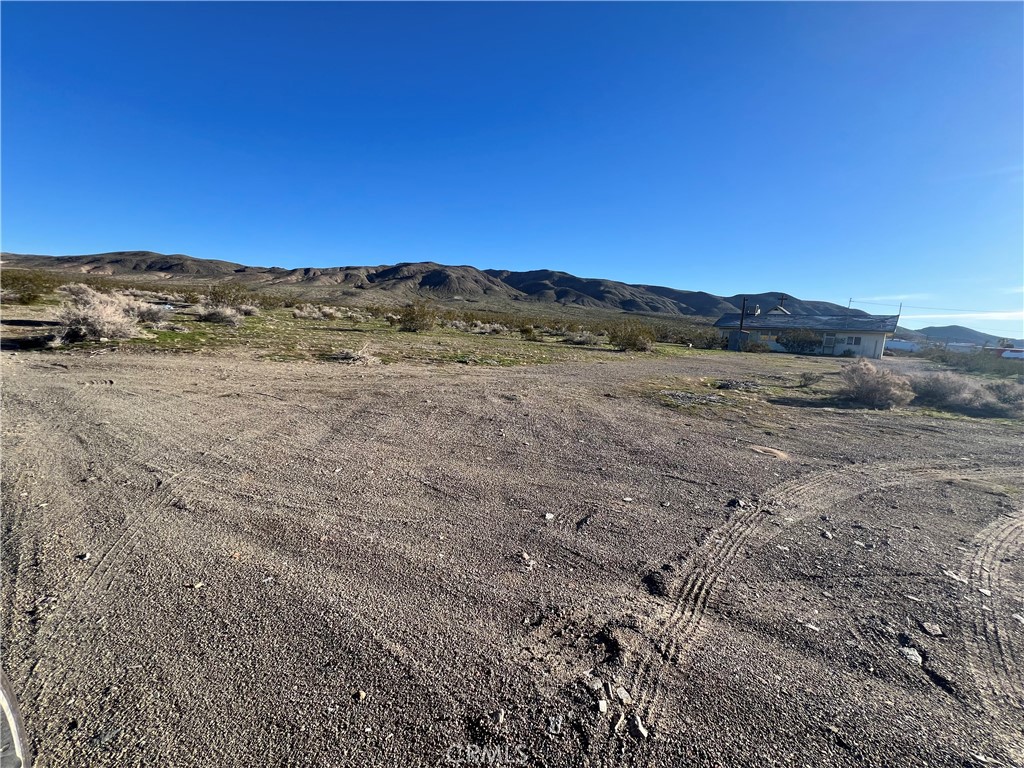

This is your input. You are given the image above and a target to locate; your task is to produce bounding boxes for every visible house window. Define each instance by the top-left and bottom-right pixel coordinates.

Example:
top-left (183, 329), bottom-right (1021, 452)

top-left (846, 336), bottom-right (862, 345)
top-left (854, 336), bottom-right (861, 345)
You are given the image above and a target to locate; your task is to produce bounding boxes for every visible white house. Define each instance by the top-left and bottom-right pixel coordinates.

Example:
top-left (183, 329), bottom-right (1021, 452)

top-left (713, 313), bottom-right (900, 359)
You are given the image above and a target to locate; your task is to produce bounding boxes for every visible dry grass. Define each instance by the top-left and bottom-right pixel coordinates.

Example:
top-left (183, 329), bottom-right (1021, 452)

top-left (839, 359), bottom-right (914, 409)
top-left (55, 287), bottom-right (140, 342)
top-left (911, 372), bottom-right (1024, 417)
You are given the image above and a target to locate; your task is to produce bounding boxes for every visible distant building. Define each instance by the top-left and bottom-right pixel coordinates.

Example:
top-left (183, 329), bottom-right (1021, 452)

top-left (713, 313), bottom-right (900, 359)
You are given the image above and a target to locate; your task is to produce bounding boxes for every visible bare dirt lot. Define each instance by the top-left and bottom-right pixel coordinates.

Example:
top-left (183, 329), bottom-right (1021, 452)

top-left (2, 348), bottom-right (1022, 767)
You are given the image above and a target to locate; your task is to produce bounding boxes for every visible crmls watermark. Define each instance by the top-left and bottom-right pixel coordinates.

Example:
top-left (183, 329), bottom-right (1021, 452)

top-left (444, 744), bottom-right (528, 765)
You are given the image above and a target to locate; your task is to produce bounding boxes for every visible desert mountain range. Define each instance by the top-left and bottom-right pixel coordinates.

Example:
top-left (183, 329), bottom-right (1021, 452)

top-left (2, 251), bottom-right (865, 319)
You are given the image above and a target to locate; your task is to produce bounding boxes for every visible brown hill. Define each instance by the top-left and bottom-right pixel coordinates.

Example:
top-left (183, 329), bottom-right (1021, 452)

top-left (1, 251), bottom-right (862, 318)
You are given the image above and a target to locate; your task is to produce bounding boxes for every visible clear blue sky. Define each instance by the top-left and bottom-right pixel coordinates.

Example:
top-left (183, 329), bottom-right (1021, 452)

top-left (3, 2), bottom-right (1022, 336)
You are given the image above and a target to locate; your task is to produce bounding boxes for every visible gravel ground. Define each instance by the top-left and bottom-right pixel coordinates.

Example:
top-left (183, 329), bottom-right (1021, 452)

top-left (1, 349), bottom-right (1021, 767)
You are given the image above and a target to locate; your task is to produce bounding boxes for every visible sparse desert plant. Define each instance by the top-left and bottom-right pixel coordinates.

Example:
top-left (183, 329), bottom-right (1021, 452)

top-left (777, 329), bottom-right (823, 354)
top-left (797, 372), bottom-right (825, 388)
top-left (196, 304), bottom-right (242, 326)
top-left (397, 302), bottom-right (435, 332)
top-left (910, 372), bottom-right (1022, 417)
top-left (839, 359), bottom-right (914, 409)
top-left (120, 298), bottom-right (170, 323)
top-left (741, 340), bottom-right (771, 353)
top-left (564, 331), bottom-right (599, 346)
top-left (56, 291), bottom-right (139, 342)
top-left (520, 325), bottom-right (539, 341)
top-left (235, 304), bottom-right (260, 316)
top-left (608, 320), bottom-right (656, 352)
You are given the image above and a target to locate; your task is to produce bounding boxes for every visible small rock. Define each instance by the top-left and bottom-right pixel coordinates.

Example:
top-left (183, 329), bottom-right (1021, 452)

top-left (821, 531), bottom-right (834, 540)
top-left (544, 513), bottom-right (555, 521)
top-left (493, 709), bottom-right (505, 725)
top-left (584, 677), bottom-right (603, 692)
top-left (922, 622), bottom-right (943, 637)
top-left (355, 690), bottom-right (367, 702)
top-left (978, 588), bottom-right (992, 597)
top-left (613, 713), bottom-right (626, 733)
top-left (622, 497), bottom-right (634, 503)
top-left (727, 498), bottom-right (746, 508)
top-left (597, 699), bottom-right (608, 714)
top-left (1012, 614), bottom-right (1024, 626)
top-left (661, 501), bottom-right (671, 508)
top-left (942, 570), bottom-right (968, 585)
top-left (804, 623), bottom-right (821, 632)
top-left (899, 647), bottom-right (923, 666)
top-left (75, 553), bottom-right (91, 561)
top-left (615, 686), bottom-right (633, 705)
top-left (631, 714), bottom-right (649, 739)
top-left (905, 595), bottom-right (923, 603)
top-left (853, 540), bottom-right (866, 548)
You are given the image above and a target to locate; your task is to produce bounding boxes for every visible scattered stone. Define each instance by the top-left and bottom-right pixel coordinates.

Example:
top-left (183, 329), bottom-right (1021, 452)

top-left (355, 690), bottom-right (367, 702)
top-left (613, 713), bottom-right (626, 733)
top-left (978, 588), bottom-right (992, 597)
top-left (584, 676), bottom-right (603, 692)
top-left (598, 699), bottom-right (608, 714)
top-left (492, 709), bottom-right (505, 725)
top-left (899, 647), bottom-right (923, 666)
top-left (75, 552), bottom-right (91, 561)
top-left (943, 570), bottom-right (969, 584)
top-left (662, 501), bottom-right (671, 507)
top-left (853, 540), bottom-right (866, 548)
top-left (1013, 614), bottom-right (1024, 626)
top-left (821, 531), bottom-right (834, 540)
top-left (615, 686), bottom-right (633, 706)
top-left (544, 513), bottom-right (555, 522)
top-left (804, 623), bottom-right (821, 632)
top-left (922, 622), bottom-right (943, 637)
top-left (630, 714), bottom-right (649, 739)
top-left (186, 581), bottom-right (204, 589)
top-left (727, 498), bottom-right (746, 508)
top-left (775, 545), bottom-right (790, 552)
top-left (905, 595), bottom-right (923, 603)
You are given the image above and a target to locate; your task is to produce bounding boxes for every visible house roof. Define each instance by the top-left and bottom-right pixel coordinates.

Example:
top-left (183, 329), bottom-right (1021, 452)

top-left (713, 313), bottom-right (900, 333)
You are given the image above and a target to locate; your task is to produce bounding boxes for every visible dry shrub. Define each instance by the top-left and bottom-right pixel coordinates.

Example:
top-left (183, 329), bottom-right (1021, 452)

top-left (196, 304), bottom-right (242, 326)
top-left (911, 373), bottom-right (1023, 417)
top-left (798, 372), bottom-right (825, 388)
top-left (235, 304), bottom-right (260, 317)
top-left (56, 289), bottom-right (139, 341)
top-left (564, 331), bottom-right (599, 346)
top-left (839, 359), bottom-right (914, 409)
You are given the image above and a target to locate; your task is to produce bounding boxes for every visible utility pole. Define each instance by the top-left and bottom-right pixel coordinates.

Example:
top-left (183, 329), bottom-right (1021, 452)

top-left (739, 297), bottom-right (747, 332)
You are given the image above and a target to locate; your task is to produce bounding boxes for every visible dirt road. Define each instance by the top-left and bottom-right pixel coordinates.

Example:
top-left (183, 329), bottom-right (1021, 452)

top-left (2, 350), bottom-right (1021, 767)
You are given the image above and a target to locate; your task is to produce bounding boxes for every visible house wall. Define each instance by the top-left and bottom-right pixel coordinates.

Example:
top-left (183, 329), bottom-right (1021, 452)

top-left (741, 330), bottom-right (889, 359)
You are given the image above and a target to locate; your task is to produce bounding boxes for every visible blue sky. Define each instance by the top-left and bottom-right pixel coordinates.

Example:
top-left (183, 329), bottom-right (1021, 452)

top-left (3, 2), bottom-right (1022, 336)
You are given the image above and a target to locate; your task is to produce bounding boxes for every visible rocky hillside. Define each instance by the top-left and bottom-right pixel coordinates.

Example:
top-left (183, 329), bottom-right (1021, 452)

top-left (1, 251), bottom-right (863, 319)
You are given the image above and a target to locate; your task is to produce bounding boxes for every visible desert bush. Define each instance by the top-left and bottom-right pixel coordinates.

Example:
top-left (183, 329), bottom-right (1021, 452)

top-left (56, 291), bottom-right (139, 342)
top-left (741, 340), bottom-right (771, 353)
top-left (839, 359), bottom-right (914, 409)
top-left (235, 304), bottom-right (260, 317)
top-left (196, 304), bottom-right (242, 326)
top-left (910, 373), bottom-right (1023, 417)
top-left (608, 320), bottom-right (656, 352)
top-left (985, 379), bottom-right (1024, 407)
top-left (120, 298), bottom-right (170, 323)
top-left (520, 325), bottom-right (539, 341)
top-left (777, 329), bottom-right (823, 354)
top-left (397, 302), bottom-right (435, 332)
top-left (0, 269), bottom-right (65, 304)
top-left (797, 372), bottom-right (825, 388)
top-left (564, 331), bottom-right (600, 346)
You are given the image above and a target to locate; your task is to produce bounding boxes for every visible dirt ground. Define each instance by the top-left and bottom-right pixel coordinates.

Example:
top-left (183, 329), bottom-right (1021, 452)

top-left (1, 347), bottom-right (1022, 767)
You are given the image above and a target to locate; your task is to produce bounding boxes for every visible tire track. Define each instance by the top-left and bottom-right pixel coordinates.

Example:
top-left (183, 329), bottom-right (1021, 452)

top-left (963, 508), bottom-right (1024, 760)
top-left (626, 460), bottom-right (1021, 752)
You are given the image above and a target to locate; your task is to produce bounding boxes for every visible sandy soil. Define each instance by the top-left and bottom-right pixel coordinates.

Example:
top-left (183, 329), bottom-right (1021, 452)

top-left (1, 349), bottom-right (1022, 767)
